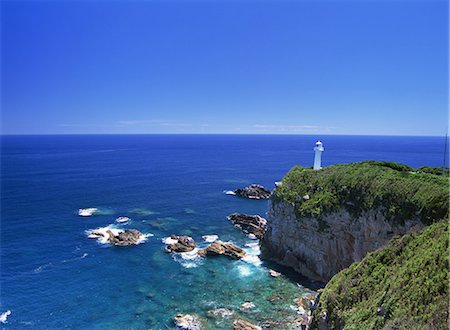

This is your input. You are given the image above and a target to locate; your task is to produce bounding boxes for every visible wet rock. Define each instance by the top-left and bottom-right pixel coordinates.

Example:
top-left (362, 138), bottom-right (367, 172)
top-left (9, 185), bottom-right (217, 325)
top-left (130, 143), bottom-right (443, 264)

top-left (98, 229), bottom-right (145, 246)
top-left (165, 236), bottom-right (196, 253)
top-left (269, 269), bottom-right (282, 277)
top-left (207, 308), bottom-right (234, 318)
top-left (294, 297), bottom-right (310, 310)
top-left (234, 184), bottom-right (271, 200)
top-left (240, 301), bottom-right (255, 311)
top-left (228, 213), bottom-right (267, 239)
top-left (198, 241), bottom-right (246, 259)
top-left (173, 313), bottom-right (202, 330)
top-left (232, 319), bottom-right (262, 330)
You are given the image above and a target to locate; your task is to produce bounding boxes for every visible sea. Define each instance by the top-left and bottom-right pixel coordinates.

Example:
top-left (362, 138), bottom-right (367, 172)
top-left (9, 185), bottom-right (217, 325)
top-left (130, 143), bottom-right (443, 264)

top-left (0, 134), bottom-right (446, 329)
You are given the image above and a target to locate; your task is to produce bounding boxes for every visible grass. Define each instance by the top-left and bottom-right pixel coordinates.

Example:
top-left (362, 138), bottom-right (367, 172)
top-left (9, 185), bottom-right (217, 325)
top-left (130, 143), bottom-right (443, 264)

top-left (274, 161), bottom-right (449, 225)
top-left (311, 220), bottom-right (449, 330)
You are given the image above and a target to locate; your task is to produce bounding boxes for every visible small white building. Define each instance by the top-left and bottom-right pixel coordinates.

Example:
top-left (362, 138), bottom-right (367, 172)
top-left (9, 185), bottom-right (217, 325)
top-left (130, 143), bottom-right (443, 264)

top-left (313, 141), bottom-right (324, 170)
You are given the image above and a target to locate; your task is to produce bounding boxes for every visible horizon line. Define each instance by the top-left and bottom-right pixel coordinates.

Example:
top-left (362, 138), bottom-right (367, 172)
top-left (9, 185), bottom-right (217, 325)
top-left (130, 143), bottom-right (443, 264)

top-left (0, 133), bottom-right (447, 138)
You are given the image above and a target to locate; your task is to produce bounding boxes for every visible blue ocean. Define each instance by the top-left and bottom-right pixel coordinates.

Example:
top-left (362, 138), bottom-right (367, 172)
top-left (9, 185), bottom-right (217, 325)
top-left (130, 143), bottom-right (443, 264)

top-left (0, 135), bottom-right (446, 329)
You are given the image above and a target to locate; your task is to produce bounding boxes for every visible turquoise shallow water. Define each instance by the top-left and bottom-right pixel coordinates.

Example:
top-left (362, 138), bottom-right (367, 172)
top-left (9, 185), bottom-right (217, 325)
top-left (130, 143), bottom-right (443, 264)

top-left (1, 134), bottom-right (446, 329)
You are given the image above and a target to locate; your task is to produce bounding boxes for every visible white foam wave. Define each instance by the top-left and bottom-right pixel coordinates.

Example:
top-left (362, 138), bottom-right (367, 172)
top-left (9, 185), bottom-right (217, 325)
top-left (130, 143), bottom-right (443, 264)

top-left (180, 261), bottom-right (200, 268)
top-left (115, 216), bottom-right (130, 223)
top-left (0, 310), bottom-right (11, 324)
top-left (237, 264), bottom-right (253, 277)
top-left (242, 254), bottom-right (262, 266)
top-left (162, 237), bottom-right (178, 245)
top-left (86, 225), bottom-right (122, 244)
top-left (137, 233), bottom-right (153, 244)
top-left (242, 241), bottom-right (262, 265)
top-left (179, 248), bottom-right (200, 260)
top-left (170, 248), bottom-right (204, 268)
top-left (78, 208), bottom-right (98, 217)
top-left (62, 253), bottom-right (89, 263)
top-left (202, 235), bottom-right (218, 243)
top-left (224, 190), bottom-right (236, 195)
top-left (34, 263), bottom-right (53, 274)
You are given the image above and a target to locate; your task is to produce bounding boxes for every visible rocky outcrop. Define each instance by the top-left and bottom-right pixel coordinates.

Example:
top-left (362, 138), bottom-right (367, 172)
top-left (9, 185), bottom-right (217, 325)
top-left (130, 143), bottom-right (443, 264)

top-left (232, 319), bottom-right (262, 330)
top-left (198, 241), bottom-right (246, 259)
top-left (261, 200), bottom-right (424, 282)
top-left (228, 213), bottom-right (267, 239)
top-left (107, 229), bottom-right (145, 246)
top-left (234, 184), bottom-right (271, 200)
top-left (165, 236), bottom-right (196, 253)
top-left (89, 228), bottom-right (146, 246)
top-left (173, 314), bottom-right (202, 330)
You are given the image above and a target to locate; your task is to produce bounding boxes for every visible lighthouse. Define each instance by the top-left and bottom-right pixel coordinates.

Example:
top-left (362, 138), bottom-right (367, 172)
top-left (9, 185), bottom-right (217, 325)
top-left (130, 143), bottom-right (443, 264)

top-left (313, 141), bottom-right (324, 170)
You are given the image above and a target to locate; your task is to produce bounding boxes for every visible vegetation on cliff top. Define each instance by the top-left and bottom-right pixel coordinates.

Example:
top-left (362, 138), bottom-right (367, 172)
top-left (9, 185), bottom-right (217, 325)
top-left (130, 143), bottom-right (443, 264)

top-left (311, 220), bottom-right (449, 330)
top-left (274, 161), bottom-right (449, 225)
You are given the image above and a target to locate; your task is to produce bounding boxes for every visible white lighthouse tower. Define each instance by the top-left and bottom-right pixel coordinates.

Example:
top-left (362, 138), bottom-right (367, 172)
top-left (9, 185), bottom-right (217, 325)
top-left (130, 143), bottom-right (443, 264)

top-left (313, 141), bottom-right (324, 170)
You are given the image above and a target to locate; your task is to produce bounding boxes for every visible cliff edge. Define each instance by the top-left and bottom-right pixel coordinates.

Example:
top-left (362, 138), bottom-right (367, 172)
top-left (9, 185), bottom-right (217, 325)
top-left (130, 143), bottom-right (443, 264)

top-left (312, 220), bottom-right (448, 329)
top-left (261, 161), bottom-right (449, 282)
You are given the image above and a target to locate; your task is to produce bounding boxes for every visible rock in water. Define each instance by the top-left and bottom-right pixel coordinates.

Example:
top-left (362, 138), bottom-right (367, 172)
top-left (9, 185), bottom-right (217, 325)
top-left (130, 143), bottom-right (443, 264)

top-left (232, 319), bottom-right (262, 330)
top-left (234, 184), bottom-right (271, 200)
top-left (207, 308), bottom-right (234, 318)
top-left (240, 302), bottom-right (256, 310)
top-left (173, 314), bottom-right (202, 330)
top-left (107, 229), bottom-right (144, 246)
top-left (228, 213), bottom-right (267, 239)
top-left (198, 241), bottom-right (246, 259)
top-left (165, 235), bottom-right (196, 253)
top-left (269, 269), bottom-right (282, 277)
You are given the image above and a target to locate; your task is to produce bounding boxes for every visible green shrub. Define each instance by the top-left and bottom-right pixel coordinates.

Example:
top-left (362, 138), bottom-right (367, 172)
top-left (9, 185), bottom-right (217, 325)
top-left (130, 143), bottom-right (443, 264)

top-left (274, 161), bottom-right (449, 225)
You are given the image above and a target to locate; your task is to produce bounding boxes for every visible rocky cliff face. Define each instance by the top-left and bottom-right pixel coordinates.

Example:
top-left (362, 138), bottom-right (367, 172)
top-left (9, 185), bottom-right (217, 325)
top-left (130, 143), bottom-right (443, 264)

top-left (261, 200), bottom-right (424, 282)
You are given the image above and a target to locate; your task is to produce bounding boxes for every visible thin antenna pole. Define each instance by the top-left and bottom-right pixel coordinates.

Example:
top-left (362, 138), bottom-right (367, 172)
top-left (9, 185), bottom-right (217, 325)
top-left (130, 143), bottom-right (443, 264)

top-left (443, 132), bottom-right (448, 176)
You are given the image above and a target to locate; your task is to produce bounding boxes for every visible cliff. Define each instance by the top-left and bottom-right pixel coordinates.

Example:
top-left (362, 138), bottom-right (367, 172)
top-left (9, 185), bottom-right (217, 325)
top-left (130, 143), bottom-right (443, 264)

top-left (311, 220), bottom-right (449, 329)
top-left (261, 161), bottom-right (449, 282)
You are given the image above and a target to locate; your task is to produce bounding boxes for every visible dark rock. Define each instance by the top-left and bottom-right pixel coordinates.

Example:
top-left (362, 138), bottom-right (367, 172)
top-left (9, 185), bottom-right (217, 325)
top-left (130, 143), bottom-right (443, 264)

top-left (166, 235), bottom-right (196, 253)
top-left (234, 184), bottom-right (271, 200)
top-left (228, 213), bottom-right (267, 239)
top-left (106, 229), bottom-right (144, 246)
top-left (198, 241), bottom-right (246, 259)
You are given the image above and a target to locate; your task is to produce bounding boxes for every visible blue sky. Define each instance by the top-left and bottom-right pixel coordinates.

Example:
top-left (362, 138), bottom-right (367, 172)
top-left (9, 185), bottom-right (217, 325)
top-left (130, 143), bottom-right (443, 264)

top-left (1, 0), bottom-right (448, 135)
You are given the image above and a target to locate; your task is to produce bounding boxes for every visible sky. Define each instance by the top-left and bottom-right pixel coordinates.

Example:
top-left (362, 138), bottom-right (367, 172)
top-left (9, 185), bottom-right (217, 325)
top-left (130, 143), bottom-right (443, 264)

top-left (1, 0), bottom-right (448, 136)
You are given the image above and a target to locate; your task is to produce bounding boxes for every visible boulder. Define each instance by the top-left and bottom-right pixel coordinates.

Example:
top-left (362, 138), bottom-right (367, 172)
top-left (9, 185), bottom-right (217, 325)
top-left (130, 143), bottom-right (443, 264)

top-left (165, 236), bottom-right (196, 253)
top-left (232, 319), bottom-right (262, 330)
top-left (198, 241), bottom-right (246, 259)
top-left (269, 269), bottom-right (282, 277)
top-left (228, 213), bottom-right (267, 239)
top-left (240, 302), bottom-right (255, 310)
top-left (106, 229), bottom-right (144, 246)
top-left (234, 184), bottom-right (271, 200)
top-left (173, 314), bottom-right (202, 330)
